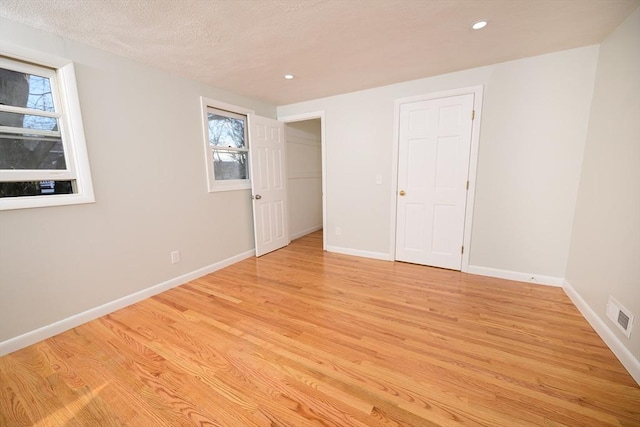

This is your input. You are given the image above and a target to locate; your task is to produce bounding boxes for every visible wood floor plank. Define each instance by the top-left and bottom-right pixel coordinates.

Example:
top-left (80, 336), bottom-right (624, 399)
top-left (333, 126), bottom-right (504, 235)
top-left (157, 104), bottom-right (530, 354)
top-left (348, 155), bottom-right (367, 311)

top-left (1, 231), bottom-right (638, 426)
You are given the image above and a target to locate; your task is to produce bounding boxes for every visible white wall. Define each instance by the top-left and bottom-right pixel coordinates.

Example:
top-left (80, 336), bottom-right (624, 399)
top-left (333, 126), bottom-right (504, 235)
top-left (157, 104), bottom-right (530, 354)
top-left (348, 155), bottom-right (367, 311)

top-left (0, 18), bottom-right (276, 344)
top-left (565, 9), bottom-right (640, 371)
top-left (286, 120), bottom-right (323, 239)
top-left (278, 46), bottom-right (599, 280)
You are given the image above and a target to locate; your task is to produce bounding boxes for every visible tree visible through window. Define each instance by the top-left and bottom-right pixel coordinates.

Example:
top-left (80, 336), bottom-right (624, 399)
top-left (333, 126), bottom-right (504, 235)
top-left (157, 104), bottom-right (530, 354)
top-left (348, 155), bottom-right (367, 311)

top-left (0, 64), bottom-right (74, 197)
top-left (0, 54), bottom-right (94, 210)
top-left (207, 108), bottom-right (248, 181)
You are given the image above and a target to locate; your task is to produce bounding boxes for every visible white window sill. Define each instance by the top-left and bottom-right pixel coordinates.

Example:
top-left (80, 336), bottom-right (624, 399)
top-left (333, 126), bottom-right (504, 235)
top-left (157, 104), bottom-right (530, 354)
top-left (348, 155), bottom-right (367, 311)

top-left (0, 193), bottom-right (96, 211)
top-left (208, 181), bottom-right (251, 193)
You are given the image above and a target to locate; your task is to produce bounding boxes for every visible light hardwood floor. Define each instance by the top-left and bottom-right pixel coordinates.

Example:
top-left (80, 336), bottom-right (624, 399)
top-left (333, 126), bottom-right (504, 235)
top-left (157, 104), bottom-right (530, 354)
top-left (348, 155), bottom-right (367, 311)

top-left (1, 231), bottom-right (638, 426)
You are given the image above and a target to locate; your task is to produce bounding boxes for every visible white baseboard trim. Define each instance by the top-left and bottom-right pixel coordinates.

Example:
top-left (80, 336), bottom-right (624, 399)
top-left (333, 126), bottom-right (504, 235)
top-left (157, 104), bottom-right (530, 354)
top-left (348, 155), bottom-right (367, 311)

top-left (466, 265), bottom-right (564, 287)
top-left (0, 249), bottom-right (255, 357)
top-left (562, 280), bottom-right (640, 385)
top-left (290, 225), bottom-right (323, 241)
top-left (325, 245), bottom-right (392, 261)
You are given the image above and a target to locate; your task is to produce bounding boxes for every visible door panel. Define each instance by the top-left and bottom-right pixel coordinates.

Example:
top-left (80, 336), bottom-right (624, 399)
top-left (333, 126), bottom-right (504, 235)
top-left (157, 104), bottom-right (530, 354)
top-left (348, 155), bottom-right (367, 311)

top-left (395, 94), bottom-right (474, 270)
top-left (250, 115), bottom-right (289, 257)
top-left (270, 149), bottom-right (284, 189)
top-left (404, 204), bottom-right (425, 251)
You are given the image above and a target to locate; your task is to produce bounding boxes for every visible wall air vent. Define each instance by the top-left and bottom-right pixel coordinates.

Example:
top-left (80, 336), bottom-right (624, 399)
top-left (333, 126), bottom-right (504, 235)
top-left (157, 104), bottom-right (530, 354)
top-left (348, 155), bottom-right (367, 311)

top-left (606, 296), bottom-right (634, 338)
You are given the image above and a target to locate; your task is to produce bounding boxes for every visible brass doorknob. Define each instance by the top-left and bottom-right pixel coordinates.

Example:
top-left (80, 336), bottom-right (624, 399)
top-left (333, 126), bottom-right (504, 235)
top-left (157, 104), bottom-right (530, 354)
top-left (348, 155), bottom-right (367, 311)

top-left (399, 190), bottom-right (406, 196)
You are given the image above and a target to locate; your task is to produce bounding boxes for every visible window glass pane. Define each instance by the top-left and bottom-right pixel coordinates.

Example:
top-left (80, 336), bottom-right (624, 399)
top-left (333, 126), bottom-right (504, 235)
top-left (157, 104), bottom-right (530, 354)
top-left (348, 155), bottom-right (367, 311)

top-left (213, 150), bottom-right (248, 180)
top-left (208, 113), bottom-right (246, 148)
top-left (0, 111), bottom-right (59, 131)
top-left (0, 132), bottom-right (66, 170)
top-left (0, 180), bottom-right (73, 197)
top-left (0, 68), bottom-right (55, 112)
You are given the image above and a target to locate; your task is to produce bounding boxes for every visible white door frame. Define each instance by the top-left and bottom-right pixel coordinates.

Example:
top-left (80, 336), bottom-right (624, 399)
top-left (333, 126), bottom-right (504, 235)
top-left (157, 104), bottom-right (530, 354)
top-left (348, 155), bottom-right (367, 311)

top-left (277, 111), bottom-right (327, 251)
top-left (390, 86), bottom-right (483, 272)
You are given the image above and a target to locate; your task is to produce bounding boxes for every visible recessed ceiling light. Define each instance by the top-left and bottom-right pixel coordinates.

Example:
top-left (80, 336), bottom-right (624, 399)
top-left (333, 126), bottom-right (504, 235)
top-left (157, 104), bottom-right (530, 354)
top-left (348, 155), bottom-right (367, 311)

top-left (472, 20), bottom-right (487, 30)
top-left (284, 74), bottom-right (294, 80)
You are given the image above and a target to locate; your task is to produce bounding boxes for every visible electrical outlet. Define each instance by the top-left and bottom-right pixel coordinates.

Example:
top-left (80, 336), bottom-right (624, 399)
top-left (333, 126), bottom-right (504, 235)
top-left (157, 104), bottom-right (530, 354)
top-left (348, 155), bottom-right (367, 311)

top-left (171, 250), bottom-right (180, 264)
top-left (335, 226), bottom-right (341, 236)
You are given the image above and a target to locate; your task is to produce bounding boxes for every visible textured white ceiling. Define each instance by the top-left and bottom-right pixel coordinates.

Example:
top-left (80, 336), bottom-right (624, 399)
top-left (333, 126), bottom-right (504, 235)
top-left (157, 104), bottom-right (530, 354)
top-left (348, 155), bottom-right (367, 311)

top-left (1, 0), bottom-right (638, 105)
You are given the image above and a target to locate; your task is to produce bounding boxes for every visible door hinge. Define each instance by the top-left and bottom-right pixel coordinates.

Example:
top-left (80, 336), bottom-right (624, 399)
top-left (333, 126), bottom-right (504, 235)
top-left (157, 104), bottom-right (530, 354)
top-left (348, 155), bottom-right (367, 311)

top-left (471, 110), bottom-right (475, 120)
top-left (461, 246), bottom-right (464, 254)
top-left (466, 180), bottom-right (469, 190)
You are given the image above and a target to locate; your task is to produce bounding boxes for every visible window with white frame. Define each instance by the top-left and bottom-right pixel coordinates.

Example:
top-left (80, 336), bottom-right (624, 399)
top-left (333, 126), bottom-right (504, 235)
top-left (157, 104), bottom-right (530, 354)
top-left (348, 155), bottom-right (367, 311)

top-left (201, 97), bottom-right (253, 192)
top-left (0, 52), bottom-right (94, 210)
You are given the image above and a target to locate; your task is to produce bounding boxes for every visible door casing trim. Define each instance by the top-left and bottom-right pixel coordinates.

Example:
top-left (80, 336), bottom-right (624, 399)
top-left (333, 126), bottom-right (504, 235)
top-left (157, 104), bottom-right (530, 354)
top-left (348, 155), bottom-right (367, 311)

top-left (277, 111), bottom-right (327, 252)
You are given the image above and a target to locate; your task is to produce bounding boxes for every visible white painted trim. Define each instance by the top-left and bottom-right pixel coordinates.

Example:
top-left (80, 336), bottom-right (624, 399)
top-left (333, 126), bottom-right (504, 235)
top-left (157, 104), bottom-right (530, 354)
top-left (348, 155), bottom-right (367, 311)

top-left (290, 225), bottom-right (323, 241)
top-left (0, 249), bottom-right (255, 357)
top-left (199, 96), bottom-right (254, 193)
top-left (390, 96), bottom-right (401, 259)
top-left (461, 88), bottom-right (483, 273)
top-left (563, 280), bottom-right (640, 385)
top-left (390, 86), bottom-right (484, 272)
top-left (0, 41), bottom-right (70, 68)
top-left (59, 62), bottom-right (95, 203)
top-left (325, 245), bottom-right (392, 261)
top-left (278, 111), bottom-right (327, 252)
top-left (466, 265), bottom-right (564, 287)
top-left (200, 97), bottom-right (255, 116)
top-left (0, 49), bottom-right (95, 211)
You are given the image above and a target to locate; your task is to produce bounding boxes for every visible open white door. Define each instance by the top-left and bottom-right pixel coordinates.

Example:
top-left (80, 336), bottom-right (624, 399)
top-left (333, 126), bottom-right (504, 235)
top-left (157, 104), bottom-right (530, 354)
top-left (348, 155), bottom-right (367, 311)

top-left (249, 114), bottom-right (289, 257)
top-left (395, 94), bottom-right (474, 270)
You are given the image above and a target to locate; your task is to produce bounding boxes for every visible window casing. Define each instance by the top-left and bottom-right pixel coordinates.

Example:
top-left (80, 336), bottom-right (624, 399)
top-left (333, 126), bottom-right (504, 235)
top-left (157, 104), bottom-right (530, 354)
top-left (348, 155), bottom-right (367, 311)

top-left (0, 48), bottom-right (94, 210)
top-left (200, 97), bottom-right (253, 192)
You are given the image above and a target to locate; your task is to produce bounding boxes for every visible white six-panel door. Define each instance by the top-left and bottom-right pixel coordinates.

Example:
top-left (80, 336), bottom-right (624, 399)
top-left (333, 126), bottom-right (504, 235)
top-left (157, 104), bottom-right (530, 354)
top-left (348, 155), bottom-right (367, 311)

top-left (249, 114), bottom-right (289, 257)
top-left (395, 94), bottom-right (474, 270)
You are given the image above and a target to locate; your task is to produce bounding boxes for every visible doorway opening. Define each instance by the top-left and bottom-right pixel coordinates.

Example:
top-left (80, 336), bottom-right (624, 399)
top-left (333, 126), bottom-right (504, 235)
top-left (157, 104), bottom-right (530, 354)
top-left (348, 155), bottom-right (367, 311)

top-left (284, 119), bottom-right (323, 242)
top-left (279, 112), bottom-right (326, 250)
